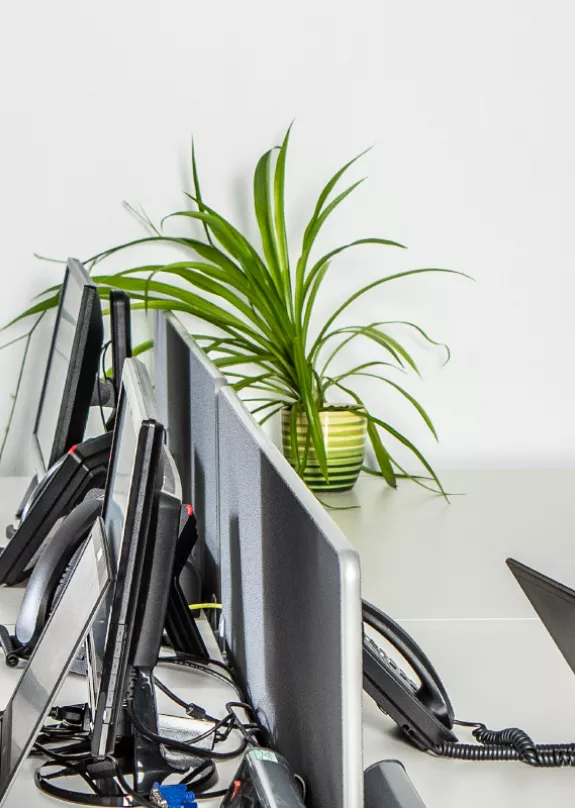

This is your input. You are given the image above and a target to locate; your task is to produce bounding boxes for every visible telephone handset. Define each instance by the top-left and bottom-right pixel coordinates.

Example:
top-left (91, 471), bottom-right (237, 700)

top-left (362, 600), bottom-right (457, 751)
top-left (362, 598), bottom-right (575, 766)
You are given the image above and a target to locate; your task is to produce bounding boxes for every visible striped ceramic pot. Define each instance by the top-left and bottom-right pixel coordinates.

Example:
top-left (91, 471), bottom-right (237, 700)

top-left (281, 406), bottom-right (367, 492)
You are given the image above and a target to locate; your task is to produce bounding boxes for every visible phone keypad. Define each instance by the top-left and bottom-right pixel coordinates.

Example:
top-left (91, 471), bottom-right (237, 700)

top-left (364, 635), bottom-right (419, 693)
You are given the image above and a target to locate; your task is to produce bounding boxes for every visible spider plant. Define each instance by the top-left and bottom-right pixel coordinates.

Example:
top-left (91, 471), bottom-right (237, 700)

top-left (2, 125), bottom-right (466, 496)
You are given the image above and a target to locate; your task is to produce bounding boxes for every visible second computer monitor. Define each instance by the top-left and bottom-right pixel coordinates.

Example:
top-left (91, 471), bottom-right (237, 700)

top-left (218, 386), bottom-right (364, 808)
top-left (154, 311), bottom-right (227, 599)
top-left (88, 357), bottom-right (182, 757)
top-left (33, 258), bottom-right (103, 475)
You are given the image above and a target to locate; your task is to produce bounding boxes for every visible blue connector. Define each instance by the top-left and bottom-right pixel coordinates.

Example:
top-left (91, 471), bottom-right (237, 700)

top-left (150, 782), bottom-right (197, 808)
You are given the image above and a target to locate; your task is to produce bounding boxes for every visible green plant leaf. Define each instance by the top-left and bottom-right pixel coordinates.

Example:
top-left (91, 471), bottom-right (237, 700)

top-left (258, 404), bottom-right (284, 426)
top-left (274, 124), bottom-right (292, 300)
top-left (293, 339), bottom-right (328, 479)
top-left (321, 360), bottom-right (404, 395)
top-left (367, 421), bottom-right (397, 488)
top-left (303, 237), bottom-right (407, 300)
top-left (295, 179), bottom-right (366, 313)
top-left (163, 208), bottom-right (294, 340)
top-left (308, 146), bottom-right (372, 228)
top-left (312, 268), bottom-right (470, 357)
top-left (332, 380), bottom-right (446, 499)
top-left (320, 380), bottom-right (397, 488)
top-left (302, 260), bottom-right (330, 338)
top-left (317, 325), bottom-right (408, 373)
top-left (379, 320), bottom-right (451, 364)
top-left (132, 339), bottom-right (154, 358)
top-left (191, 138), bottom-right (214, 246)
top-left (253, 148), bottom-right (282, 293)
top-left (332, 370), bottom-right (438, 439)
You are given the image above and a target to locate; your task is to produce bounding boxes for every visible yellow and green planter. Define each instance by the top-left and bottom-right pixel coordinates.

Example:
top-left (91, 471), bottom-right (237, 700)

top-left (281, 406), bottom-right (367, 493)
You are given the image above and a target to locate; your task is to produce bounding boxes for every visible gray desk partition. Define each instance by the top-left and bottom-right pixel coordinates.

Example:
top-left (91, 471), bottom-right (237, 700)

top-left (154, 312), bottom-right (227, 599)
top-left (218, 385), bottom-right (363, 808)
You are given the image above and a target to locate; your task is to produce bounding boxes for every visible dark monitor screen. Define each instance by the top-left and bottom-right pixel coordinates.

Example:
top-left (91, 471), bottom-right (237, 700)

top-left (218, 386), bottom-right (363, 808)
top-left (33, 258), bottom-right (103, 474)
top-left (0, 519), bottom-right (111, 804)
top-left (88, 358), bottom-right (181, 758)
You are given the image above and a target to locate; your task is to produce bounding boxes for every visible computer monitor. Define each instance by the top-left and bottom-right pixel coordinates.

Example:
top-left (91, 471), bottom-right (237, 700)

top-left (33, 258), bottom-right (103, 476)
top-left (0, 517), bottom-right (111, 806)
top-left (218, 386), bottom-right (363, 808)
top-left (507, 558), bottom-right (575, 676)
top-left (154, 311), bottom-right (228, 599)
top-left (87, 358), bottom-right (183, 758)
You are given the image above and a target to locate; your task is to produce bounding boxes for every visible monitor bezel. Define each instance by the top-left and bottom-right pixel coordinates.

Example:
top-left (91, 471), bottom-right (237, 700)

top-left (32, 257), bottom-right (103, 474)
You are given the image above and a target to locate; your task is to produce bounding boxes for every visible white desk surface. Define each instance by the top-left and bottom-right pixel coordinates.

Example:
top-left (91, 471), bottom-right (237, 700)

top-left (3, 472), bottom-right (575, 806)
top-left (328, 471), bottom-right (575, 806)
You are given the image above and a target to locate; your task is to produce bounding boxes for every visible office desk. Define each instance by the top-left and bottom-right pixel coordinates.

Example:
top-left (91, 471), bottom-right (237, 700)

top-left (3, 472), bottom-right (575, 806)
top-left (330, 471), bottom-right (575, 806)
top-left (0, 477), bottom-right (239, 807)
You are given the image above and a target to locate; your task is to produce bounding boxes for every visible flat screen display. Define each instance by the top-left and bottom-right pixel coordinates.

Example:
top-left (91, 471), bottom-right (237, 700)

top-left (87, 387), bottom-right (139, 706)
top-left (35, 267), bottom-right (87, 471)
top-left (86, 358), bottom-right (163, 756)
top-left (0, 521), bottom-right (110, 805)
top-left (33, 258), bottom-right (103, 475)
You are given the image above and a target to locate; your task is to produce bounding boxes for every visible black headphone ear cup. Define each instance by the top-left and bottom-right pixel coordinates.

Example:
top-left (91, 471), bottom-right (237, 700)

top-left (14, 496), bottom-right (103, 654)
top-left (49, 547), bottom-right (83, 616)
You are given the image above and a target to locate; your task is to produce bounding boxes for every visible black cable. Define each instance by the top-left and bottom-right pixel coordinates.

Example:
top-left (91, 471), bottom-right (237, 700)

top-left (126, 701), bottom-right (246, 761)
top-left (33, 743), bottom-right (104, 795)
top-left (105, 756), bottom-right (158, 808)
top-left (196, 787), bottom-right (229, 800)
top-left (157, 656), bottom-right (242, 696)
top-left (154, 675), bottom-right (218, 724)
top-left (96, 340), bottom-right (112, 429)
top-left (179, 759), bottom-right (217, 790)
top-left (153, 675), bottom-right (190, 711)
top-left (160, 653), bottom-right (235, 677)
top-left (437, 722), bottom-right (575, 766)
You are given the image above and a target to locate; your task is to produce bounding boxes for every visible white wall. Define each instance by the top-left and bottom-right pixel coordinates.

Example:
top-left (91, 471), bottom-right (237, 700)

top-left (1, 0), bottom-right (574, 474)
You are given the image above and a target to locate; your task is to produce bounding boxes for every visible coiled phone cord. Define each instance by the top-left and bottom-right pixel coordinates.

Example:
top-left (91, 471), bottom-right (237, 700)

top-left (437, 722), bottom-right (575, 766)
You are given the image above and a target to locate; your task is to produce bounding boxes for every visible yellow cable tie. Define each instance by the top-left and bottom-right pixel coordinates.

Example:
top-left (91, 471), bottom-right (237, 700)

top-left (188, 603), bottom-right (223, 610)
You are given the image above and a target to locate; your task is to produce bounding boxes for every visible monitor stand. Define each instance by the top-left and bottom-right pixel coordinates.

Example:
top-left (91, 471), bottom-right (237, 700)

top-left (164, 510), bottom-right (209, 660)
top-left (35, 667), bottom-right (203, 804)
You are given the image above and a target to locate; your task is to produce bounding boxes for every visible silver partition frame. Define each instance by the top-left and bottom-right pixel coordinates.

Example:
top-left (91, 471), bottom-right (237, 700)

top-left (218, 385), bottom-right (363, 808)
top-left (154, 312), bottom-right (228, 599)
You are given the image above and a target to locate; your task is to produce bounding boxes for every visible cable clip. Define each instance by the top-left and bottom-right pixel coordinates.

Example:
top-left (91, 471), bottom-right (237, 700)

top-left (185, 703), bottom-right (207, 720)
